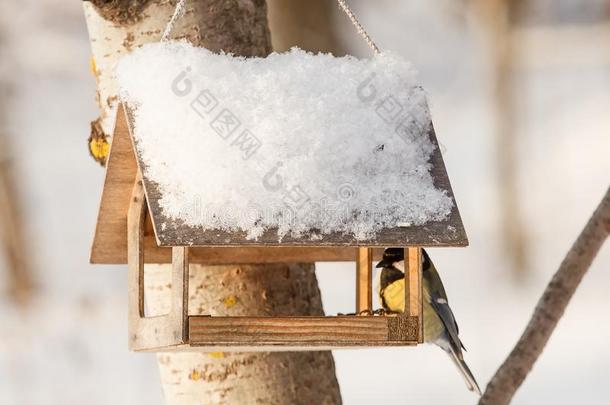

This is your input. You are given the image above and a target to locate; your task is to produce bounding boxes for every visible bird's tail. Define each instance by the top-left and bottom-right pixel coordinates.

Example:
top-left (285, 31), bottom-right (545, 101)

top-left (447, 347), bottom-right (482, 395)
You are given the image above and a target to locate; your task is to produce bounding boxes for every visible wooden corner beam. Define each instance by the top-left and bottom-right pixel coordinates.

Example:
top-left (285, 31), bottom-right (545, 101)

top-left (356, 247), bottom-right (373, 313)
top-left (405, 247), bottom-right (423, 343)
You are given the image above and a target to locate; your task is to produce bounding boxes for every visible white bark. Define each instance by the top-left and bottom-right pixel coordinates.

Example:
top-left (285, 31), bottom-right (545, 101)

top-left (83, 1), bottom-right (191, 139)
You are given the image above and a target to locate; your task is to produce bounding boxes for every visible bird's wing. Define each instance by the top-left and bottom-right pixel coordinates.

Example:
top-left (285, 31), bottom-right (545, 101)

top-left (424, 262), bottom-right (449, 305)
top-left (425, 263), bottom-right (464, 350)
top-left (430, 298), bottom-right (464, 351)
top-left (423, 262), bottom-right (460, 337)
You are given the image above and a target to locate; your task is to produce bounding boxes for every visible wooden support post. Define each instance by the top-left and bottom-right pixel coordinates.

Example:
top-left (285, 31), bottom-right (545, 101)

top-left (356, 247), bottom-right (373, 313)
top-left (405, 247), bottom-right (423, 343)
top-left (127, 179), bottom-right (146, 325)
top-left (127, 177), bottom-right (189, 351)
top-left (173, 245), bottom-right (190, 343)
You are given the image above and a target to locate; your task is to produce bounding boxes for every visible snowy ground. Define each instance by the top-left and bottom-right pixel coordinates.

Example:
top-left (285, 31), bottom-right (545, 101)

top-left (1, 1), bottom-right (609, 404)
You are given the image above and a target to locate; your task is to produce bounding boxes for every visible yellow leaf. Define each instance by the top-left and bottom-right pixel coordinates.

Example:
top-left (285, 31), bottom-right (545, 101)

top-left (88, 118), bottom-right (110, 166)
top-left (223, 295), bottom-right (237, 308)
top-left (208, 352), bottom-right (225, 359)
top-left (89, 136), bottom-right (110, 162)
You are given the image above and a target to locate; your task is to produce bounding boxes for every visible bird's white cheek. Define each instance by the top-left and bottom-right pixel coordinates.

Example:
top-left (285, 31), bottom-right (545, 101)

top-left (394, 260), bottom-right (405, 272)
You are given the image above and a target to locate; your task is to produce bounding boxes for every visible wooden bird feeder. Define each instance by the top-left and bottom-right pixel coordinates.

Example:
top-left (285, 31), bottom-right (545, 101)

top-left (90, 103), bottom-right (467, 352)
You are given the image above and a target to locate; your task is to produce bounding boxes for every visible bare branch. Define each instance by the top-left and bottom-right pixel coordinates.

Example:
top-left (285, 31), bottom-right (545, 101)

top-left (480, 186), bottom-right (610, 404)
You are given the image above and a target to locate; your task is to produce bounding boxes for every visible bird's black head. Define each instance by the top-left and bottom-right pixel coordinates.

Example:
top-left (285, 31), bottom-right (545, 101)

top-left (375, 248), bottom-right (404, 268)
top-left (376, 248), bottom-right (432, 271)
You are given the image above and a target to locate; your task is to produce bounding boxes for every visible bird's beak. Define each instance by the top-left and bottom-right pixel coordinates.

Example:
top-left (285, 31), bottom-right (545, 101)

top-left (375, 259), bottom-right (392, 268)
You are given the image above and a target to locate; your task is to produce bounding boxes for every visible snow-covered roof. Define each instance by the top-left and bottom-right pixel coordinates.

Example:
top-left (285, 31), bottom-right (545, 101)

top-left (95, 42), bottom-right (467, 248)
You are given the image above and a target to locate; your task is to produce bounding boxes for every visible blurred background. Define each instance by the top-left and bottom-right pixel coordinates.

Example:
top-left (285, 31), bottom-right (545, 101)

top-left (0, 0), bottom-right (609, 404)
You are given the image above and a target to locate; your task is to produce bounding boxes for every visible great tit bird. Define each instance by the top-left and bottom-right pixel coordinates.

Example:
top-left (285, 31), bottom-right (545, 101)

top-left (376, 248), bottom-right (481, 395)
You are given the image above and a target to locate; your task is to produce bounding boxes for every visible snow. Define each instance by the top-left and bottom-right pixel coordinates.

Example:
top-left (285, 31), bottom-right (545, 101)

top-left (116, 41), bottom-right (453, 240)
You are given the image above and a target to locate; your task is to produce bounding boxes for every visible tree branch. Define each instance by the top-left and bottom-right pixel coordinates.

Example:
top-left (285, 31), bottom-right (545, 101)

top-left (480, 186), bottom-right (610, 405)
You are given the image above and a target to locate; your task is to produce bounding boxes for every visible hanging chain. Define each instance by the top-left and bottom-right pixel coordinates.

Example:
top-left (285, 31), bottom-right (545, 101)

top-left (161, 0), bottom-right (187, 42)
top-left (336, 0), bottom-right (381, 55)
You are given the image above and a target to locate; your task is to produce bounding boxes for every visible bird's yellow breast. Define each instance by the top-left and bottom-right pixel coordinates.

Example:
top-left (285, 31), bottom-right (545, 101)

top-left (381, 278), bottom-right (406, 313)
top-left (381, 279), bottom-right (444, 342)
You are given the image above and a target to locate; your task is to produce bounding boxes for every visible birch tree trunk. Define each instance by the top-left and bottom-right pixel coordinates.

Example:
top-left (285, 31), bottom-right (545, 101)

top-left (83, 1), bottom-right (342, 404)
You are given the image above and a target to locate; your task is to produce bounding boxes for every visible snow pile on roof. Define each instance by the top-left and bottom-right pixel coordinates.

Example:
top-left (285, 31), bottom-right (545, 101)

top-left (116, 41), bottom-right (453, 241)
